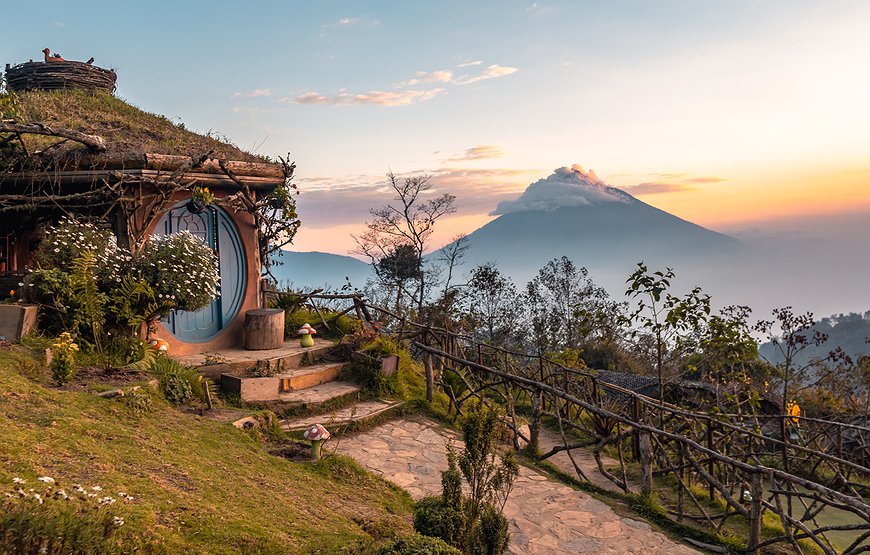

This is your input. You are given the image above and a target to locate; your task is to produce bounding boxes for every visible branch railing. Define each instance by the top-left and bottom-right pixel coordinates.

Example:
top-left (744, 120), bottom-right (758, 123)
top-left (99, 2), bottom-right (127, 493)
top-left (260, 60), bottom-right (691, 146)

top-left (269, 289), bottom-right (870, 553)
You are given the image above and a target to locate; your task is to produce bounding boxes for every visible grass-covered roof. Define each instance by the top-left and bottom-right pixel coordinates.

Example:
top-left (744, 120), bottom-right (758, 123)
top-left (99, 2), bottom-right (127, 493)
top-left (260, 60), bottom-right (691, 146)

top-left (2, 88), bottom-right (267, 163)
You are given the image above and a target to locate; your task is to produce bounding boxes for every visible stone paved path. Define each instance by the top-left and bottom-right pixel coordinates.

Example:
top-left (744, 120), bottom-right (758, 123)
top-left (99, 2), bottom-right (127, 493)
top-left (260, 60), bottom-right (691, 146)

top-left (335, 417), bottom-right (700, 555)
top-left (537, 428), bottom-right (630, 493)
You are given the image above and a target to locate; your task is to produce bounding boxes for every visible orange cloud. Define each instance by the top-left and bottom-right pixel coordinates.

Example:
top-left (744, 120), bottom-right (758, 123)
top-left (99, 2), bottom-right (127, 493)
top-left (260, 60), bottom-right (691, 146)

top-left (284, 88), bottom-right (446, 107)
top-left (446, 145), bottom-right (506, 162)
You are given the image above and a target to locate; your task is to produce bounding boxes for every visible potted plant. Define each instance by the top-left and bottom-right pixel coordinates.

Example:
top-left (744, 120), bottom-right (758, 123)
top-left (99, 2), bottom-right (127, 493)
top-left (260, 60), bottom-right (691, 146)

top-left (187, 186), bottom-right (214, 214)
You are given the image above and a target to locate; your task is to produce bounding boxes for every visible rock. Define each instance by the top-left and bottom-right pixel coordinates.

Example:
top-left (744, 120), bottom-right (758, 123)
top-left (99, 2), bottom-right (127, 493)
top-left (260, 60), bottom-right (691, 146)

top-left (517, 424), bottom-right (531, 449)
top-left (98, 389), bottom-right (125, 398)
top-left (232, 416), bottom-right (258, 430)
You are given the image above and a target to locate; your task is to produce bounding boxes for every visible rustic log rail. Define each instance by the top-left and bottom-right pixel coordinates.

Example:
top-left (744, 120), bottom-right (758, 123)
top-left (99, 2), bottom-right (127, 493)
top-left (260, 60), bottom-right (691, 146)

top-left (269, 289), bottom-right (870, 553)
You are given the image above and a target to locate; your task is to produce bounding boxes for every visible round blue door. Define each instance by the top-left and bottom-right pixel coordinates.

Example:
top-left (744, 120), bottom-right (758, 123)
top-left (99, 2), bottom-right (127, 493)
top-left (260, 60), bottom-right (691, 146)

top-left (155, 202), bottom-right (246, 342)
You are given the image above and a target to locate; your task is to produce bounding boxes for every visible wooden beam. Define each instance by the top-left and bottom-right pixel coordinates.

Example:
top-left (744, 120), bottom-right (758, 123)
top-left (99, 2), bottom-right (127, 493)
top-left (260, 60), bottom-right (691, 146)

top-left (0, 122), bottom-right (106, 152)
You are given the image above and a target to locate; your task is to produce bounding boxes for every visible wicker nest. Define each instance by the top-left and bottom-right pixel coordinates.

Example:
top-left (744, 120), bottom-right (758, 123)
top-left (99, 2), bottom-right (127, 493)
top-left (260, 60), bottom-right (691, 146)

top-left (4, 61), bottom-right (116, 93)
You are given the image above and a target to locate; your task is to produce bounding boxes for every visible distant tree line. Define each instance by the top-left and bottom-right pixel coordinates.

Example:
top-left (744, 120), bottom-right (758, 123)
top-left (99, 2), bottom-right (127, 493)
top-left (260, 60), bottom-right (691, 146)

top-left (352, 172), bottom-right (870, 420)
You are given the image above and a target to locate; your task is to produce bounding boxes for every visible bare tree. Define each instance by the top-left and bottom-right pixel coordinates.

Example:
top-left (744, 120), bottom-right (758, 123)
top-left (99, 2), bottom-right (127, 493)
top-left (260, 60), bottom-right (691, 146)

top-left (755, 307), bottom-right (851, 414)
top-left (352, 172), bottom-right (456, 314)
top-left (438, 234), bottom-right (469, 298)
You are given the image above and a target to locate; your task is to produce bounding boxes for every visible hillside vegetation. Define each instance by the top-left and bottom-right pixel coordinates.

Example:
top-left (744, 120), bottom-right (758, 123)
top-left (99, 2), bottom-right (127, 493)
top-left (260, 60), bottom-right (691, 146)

top-left (0, 347), bottom-right (414, 553)
top-left (3, 88), bottom-right (266, 162)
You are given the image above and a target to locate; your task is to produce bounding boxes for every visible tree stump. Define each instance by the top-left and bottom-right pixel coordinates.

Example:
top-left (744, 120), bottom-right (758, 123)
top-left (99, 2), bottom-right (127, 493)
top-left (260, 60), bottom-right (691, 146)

top-left (243, 309), bottom-right (285, 350)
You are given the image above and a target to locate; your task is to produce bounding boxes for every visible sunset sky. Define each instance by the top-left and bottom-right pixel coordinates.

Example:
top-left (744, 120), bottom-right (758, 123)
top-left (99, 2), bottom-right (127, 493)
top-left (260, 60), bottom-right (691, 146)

top-left (4, 0), bottom-right (870, 255)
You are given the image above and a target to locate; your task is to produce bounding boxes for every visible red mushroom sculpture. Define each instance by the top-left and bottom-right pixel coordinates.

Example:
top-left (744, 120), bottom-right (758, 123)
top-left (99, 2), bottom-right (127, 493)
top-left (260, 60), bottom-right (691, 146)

top-left (303, 423), bottom-right (330, 459)
top-left (149, 338), bottom-right (169, 353)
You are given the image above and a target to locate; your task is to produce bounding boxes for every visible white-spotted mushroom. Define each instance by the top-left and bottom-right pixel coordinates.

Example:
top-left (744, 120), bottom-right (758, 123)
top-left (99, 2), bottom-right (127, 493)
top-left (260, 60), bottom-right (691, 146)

top-left (303, 423), bottom-right (330, 459)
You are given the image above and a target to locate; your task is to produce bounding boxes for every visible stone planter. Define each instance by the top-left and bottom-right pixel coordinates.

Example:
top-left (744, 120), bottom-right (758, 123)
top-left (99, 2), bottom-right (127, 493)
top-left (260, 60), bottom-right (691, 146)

top-left (380, 355), bottom-right (399, 377)
top-left (0, 304), bottom-right (38, 340)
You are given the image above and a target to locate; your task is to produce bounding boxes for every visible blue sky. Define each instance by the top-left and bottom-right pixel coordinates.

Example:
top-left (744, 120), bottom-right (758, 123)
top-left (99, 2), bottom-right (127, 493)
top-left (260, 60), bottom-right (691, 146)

top-left (4, 1), bottom-right (870, 253)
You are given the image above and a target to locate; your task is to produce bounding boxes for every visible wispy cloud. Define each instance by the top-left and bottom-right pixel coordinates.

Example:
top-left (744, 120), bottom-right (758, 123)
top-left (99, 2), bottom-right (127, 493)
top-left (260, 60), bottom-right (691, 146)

top-left (327, 16), bottom-right (380, 28)
top-left (454, 65), bottom-right (519, 85)
top-left (54, 21), bottom-right (65, 28)
top-left (282, 88), bottom-right (446, 107)
top-left (457, 60), bottom-right (482, 68)
top-left (622, 174), bottom-right (726, 195)
top-left (623, 182), bottom-right (691, 195)
top-left (295, 166), bottom-right (539, 228)
top-left (447, 145), bottom-right (506, 162)
top-left (682, 176), bottom-right (727, 184)
top-left (233, 88), bottom-right (272, 99)
top-left (405, 69), bottom-right (454, 85)
top-left (274, 60), bottom-right (517, 110)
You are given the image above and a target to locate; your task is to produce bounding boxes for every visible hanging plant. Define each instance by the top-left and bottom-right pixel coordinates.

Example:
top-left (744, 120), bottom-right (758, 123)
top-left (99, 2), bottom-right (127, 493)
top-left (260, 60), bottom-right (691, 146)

top-left (187, 186), bottom-right (214, 214)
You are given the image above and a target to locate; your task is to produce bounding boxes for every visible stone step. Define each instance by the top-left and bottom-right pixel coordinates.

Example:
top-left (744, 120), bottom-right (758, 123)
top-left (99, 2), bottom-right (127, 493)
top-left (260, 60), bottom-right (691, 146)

top-left (281, 399), bottom-right (402, 432)
top-left (220, 362), bottom-right (345, 402)
top-left (275, 380), bottom-right (363, 407)
top-left (174, 338), bottom-right (334, 381)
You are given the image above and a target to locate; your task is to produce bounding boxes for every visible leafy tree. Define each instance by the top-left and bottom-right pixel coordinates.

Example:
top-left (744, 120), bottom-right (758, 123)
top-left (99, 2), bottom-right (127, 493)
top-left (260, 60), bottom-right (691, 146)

top-left (462, 264), bottom-right (520, 346)
top-left (624, 263), bottom-right (711, 402)
top-left (691, 305), bottom-right (765, 413)
top-left (377, 244), bottom-right (423, 312)
top-left (524, 256), bottom-right (613, 354)
top-left (353, 172), bottom-right (456, 315)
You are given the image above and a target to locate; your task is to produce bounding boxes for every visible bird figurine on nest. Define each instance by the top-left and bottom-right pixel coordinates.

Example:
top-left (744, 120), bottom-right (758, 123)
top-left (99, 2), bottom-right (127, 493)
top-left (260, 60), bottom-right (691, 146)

top-left (42, 48), bottom-right (65, 62)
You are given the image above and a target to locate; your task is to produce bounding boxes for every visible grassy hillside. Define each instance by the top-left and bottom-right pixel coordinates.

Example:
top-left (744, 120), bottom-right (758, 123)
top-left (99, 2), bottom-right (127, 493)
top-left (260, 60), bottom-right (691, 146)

top-left (0, 347), bottom-right (413, 553)
top-left (3, 89), bottom-right (266, 162)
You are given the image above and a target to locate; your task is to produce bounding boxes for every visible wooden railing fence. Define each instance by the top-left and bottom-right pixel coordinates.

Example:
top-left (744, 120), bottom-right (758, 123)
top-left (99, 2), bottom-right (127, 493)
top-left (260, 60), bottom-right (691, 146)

top-left (268, 288), bottom-right (870, 553)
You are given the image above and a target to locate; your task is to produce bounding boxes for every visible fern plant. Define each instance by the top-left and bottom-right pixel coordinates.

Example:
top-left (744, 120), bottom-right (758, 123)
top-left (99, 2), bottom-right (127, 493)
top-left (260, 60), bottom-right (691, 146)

top-left (69, 250), bottom-right (108, 357)
top-left (146, 356), bottom-right (214, 403)
top-left (109, 277), bottom-right (159, 336)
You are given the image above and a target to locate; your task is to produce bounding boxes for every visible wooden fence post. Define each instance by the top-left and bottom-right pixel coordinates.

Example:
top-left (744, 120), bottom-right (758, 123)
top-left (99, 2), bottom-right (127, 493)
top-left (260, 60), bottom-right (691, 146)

top-left (707, 418), bottom-right (715, 502)
top-left (748, 471), bottom-right (764, 552)
top-left (529, 387), bottom-right (542, 454)
top-left (639, 431), bottom-right (653, 497)
top-left (631, 397), bottom-right (641, 462)
top-left (202, 380), bottom-right (213, 411)
top-left (424, 352), bottom-right (434, 403)
top-left (779, 415), bottom-right (792, 516)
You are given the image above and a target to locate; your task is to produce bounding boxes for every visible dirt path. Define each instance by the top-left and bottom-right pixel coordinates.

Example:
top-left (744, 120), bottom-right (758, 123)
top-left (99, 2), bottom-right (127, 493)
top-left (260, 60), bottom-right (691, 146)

top-left (332, 416), bottom-right (700, 555)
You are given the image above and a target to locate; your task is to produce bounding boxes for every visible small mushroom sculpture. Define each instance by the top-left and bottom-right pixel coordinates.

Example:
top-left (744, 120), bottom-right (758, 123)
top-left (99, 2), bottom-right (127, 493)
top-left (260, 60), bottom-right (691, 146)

top-left (297, 323), bottom-right (317, 347)
top-left (303, 423), bottom-right (330, 459)
top-left (149, 337), bottom-right (169, 352)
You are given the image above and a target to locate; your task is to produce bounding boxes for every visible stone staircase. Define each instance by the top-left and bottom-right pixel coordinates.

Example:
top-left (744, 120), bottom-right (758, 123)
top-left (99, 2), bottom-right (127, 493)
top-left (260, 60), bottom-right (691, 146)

top-left (176, 339), bottom-right (403, 434)
top-left (174, 338), bottom-right (361, 405)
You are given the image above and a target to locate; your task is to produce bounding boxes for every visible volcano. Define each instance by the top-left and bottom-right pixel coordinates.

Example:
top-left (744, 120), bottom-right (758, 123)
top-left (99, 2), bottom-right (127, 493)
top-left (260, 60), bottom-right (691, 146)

top-left (440, 165), bottom-right (741, 285)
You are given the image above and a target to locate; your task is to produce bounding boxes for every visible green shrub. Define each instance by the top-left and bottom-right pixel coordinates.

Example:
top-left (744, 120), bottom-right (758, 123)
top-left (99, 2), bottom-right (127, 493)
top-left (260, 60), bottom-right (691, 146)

top-left (376, 534), bottom-right (461, 555)
top-left (50, 332), bottom-right (79, 385)
top-left (160, 372), bottom-right (193, 405)
top-left (147, 356), bottom-right (207, 405)
top-left (362, 335), bottom-right (399, 358)
top-left (466, 503), bottom-right (510, 555)
top-left (23, 219), bottom-right (218, 342)
top-left (414, 445), bottom-right (466, 549)
top-left (121, 388), bottom-right (157, 415)
top-left (137, 231), bottom-right (219, 314)
top-left (413, 496), bottom-right (466, 549)
top-left (413, 407), bottom-right (517, 555)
